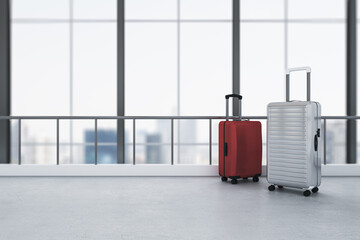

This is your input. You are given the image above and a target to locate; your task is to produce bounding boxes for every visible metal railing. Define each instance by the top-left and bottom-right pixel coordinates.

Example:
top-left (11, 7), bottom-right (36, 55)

top-left (0, 115), bottom-right (358, 165)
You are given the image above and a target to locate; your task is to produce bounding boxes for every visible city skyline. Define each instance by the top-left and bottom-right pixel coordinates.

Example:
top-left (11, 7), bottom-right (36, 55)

top-left (9, 119), bottom-right (352, 165)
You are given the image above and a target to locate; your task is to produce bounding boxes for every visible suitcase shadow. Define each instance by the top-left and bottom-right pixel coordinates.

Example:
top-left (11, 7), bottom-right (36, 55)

top-left (222, 178), bottom-right (260, 185)
top-left (268, 186), bottom-right (321, 197)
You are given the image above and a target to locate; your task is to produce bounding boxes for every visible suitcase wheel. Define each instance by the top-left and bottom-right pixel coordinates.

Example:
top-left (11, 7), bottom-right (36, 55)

top-left (252, 176), bottom-right (259, 182)
top-left (268, 185), bottom-right (275, 191)
top-left (277, 185), bottom-right (283, 188)
top-left (221, 177), bottom-right (228, 182)
top-left (311, 187), bottom-right (319, 193)
top-left (231, 179), bottom-right (238, 184)
top-left (303, 190), bottom-right (311, 197)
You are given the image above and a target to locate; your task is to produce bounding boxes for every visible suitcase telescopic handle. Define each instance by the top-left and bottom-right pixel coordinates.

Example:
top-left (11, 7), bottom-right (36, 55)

top-left (286, 67), bottom-right (311, 102)
top-left (225, 94), bottom-right (242, 121)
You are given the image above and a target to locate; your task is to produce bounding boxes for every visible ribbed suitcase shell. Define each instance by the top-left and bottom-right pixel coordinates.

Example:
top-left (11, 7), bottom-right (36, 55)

top-left (267, 101), bottom-right (321, 189)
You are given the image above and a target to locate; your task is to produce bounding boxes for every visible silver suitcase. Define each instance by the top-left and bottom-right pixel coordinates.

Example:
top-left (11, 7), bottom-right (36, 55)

top-left (267, 67), bottom-right (322, 197)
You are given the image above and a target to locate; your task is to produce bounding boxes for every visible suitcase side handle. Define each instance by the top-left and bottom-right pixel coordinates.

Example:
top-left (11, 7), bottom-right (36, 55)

top-left (286, 66), bottom-right (311, 102)
top-left (225, 94), bottom-right (242, 121)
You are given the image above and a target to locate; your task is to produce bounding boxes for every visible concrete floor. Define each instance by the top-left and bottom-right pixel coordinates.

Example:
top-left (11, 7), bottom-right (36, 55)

top-left (0, 177), bottom-right (359, 240)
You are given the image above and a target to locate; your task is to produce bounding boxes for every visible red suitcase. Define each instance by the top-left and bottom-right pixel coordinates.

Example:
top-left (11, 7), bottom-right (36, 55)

top-left (219, 94), bottom-right (262, 184)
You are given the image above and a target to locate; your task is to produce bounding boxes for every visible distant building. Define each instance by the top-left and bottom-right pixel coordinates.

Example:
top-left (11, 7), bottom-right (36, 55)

top-left (85, 129), bottom-right (117, 164)
top-left (146, 133), bottom-right (162, 164)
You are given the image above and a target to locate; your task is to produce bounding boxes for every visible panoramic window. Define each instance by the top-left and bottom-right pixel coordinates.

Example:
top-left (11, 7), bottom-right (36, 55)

top-left (11, 0), bottom-right (117, 164)
top-left (241, 0), bottom-right (347, 164)
top-left (125, 0), bottom-right (232, 164)
top-left (10, 0), bottom-right (354, 165)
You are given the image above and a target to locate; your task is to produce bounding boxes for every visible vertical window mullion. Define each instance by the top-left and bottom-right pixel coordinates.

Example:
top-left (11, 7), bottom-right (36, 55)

top-left (117, 0), bottom-right (125, 163)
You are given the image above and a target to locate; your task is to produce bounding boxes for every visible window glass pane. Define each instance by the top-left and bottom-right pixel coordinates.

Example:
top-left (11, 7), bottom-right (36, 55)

top-left (73, 23), bottom-right (117, 116)
top-left (240, 0), bottom-right (284, 20)
top-left (72, 22), bottom-right (117, 164)
top-left (135, 120), bottom-right (171, 144)
top-left (12, 0), bottom-right (69, 19)
top-left (288, 0), bottom-right (345, 19)
top-left (128, 119), bottom-right (171, 164)
top-left (211, 120), bottom-right (221, 165)
top-left (259, 120), bottom-right (267, 165)
top-left (175, 120), bottom-right (209, 164)
top-left (288, 23), bottom-right (345, 115)
top-left (180, 0), bottom-right (231, 20)
top-left (125, 143), bottom-right (133, 164)
top-left (125, 0), bottom-right (177, 20)
top-left (67, 120), bottom-right (94, 164)
top-left (58, 144), bottom-right (71, 164)
top-left (326, 120), bottom-right (346, 164)
top-left (97, 120), bottom-right (117, 164)
top-left (58, 120), bottom-right (101, 165)
top-left (20, 120), bottom-right (57, 164)
top-left (80, 143), bottom-right (118, 165)
top-left (73, 0), bottom-right (117, 20)
top-left (135, 145), bottom-right (171, 164)
top-left (125, 23), bottom-right (177, 164)
top-left (11, 2), bottom-right (119, 165)
top-left (175, 145), bottom-right (208, 164)
top-left (125, 120), bottom-right (134, 164)
top-left (241, 23), bottom-right (285, 116)
top-left (21, 146), bottom-right (57, 164)
top-left (58, 120), bottom-right (71, 164)
top-left (70, 145), bottom-right (90, 164)
top-left (212, 144), bottom-right (219, 165)
top-left (176, 120), bottom-right (208, 143)
top-left (10, 120), bottom-right (19, 164)
top-left (130, 120), bottom-right (171, 164)
top-left (11, 24), bottom-right (70, 116)
top-left (97, 145), bottom-right (118, 164)
top-left (180, 23), bottom-right (231, 115)
top-left (125, 23), bottom-right (177, 116)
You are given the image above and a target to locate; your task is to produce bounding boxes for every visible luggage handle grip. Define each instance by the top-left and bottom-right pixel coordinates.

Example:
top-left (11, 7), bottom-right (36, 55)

top-left (225, 94), bottom-right (242, 121)
top-left (314, 135), bottom-right (318, 152)
top-left (225, 94), bottom-right (242, 100)
top-left (286, 66), bottom-right (311, 102)
top-left (286, 67), bottom-right (311, 75)
top-left (314, 134), bottom-right (319, 167)
top-left (224, 142), bottom-right (228, 156)
top-left (314, 129), bottom-right (320, 166)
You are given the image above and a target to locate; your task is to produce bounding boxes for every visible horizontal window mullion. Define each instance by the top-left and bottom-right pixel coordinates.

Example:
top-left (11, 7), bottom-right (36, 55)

top-left (12, 19), bottom-right (117, 23)
top-left (128, 143), bottom-right (210, 146)
top-left (125, 19), bottom-right (231, 23)
top-left (240, 19), bottom-right (345, 23)
top-left (21, 142), bottom-right (117, 146)
top-left (12, 19), bottom-right (233, 24)
top-left (12, 18), bottom-right (346, 22)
